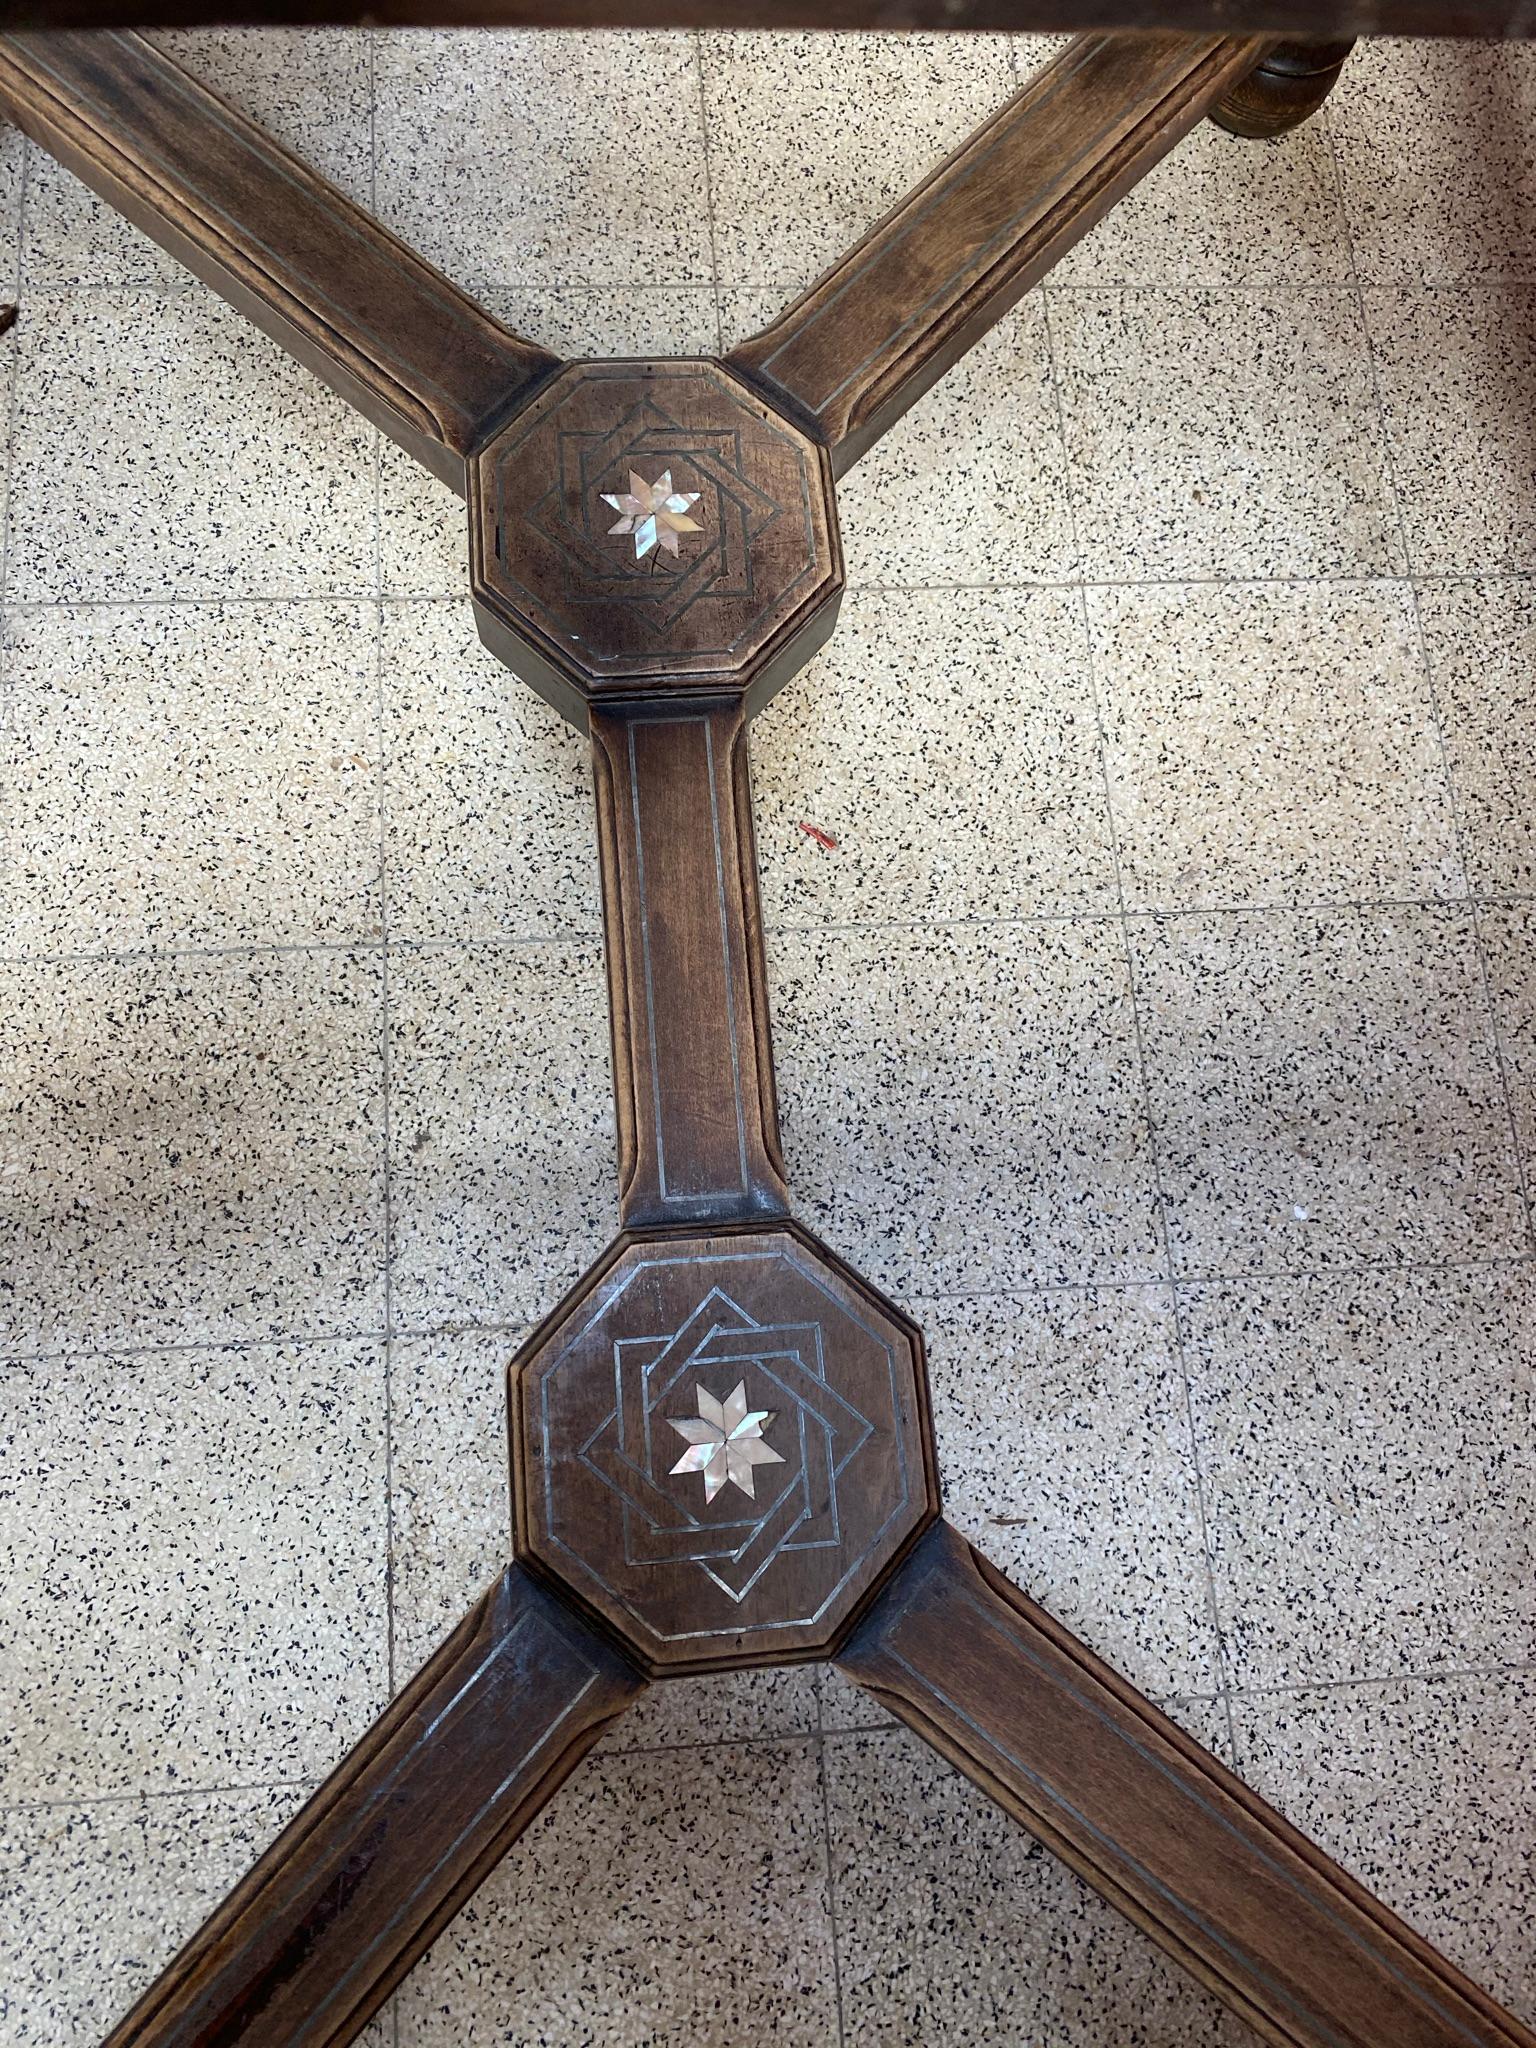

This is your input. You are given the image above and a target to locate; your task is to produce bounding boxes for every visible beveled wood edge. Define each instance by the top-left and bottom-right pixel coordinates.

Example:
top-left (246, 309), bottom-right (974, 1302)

top-left (727, 33), bottom-right (1270, 471)
top-left (104, 1567), bottom-right (644, 2048)
top-left (0, 31), bottom-right (561, 488)
top-left (835, 1522), bottom-right (1536, 2048)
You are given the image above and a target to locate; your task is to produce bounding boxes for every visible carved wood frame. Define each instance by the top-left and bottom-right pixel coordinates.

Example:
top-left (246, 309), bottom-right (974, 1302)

top-left (1, 29), bottom-right (1529, 2048)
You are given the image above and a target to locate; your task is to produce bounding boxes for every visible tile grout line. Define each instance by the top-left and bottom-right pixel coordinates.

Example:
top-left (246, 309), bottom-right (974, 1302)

top-left (813, 1682), bottom-right (850, 2048)
top-left (690, 31), bottom-right (726, 358)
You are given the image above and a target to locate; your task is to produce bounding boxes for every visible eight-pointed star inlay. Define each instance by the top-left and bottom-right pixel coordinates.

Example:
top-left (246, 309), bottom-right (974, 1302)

top-left (601, 468), bottom-right (704, 559)
top-left (666, 1379), bottom-right (785, 1502)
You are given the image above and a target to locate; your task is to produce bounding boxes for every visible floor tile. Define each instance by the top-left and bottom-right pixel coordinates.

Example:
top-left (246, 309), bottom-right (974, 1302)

top-left (753, 586), bottom-right (1115, 927)
top-left (827, 1725), bottom-right (1252, 2048)
top-left (1233, 1672), bottom-right (1536, 2024)
top-left (1054, 116), bottom-right (1352, 288)
top-left (1330, 40), bottom-right (1536, 285)
top-left (917, 1284), bottom-right (1218, 1699)
top-left (701, 30), bottom-right (1018, 295)
top-left (386, 942), bottom-right (613, 1331)
top-left (0, 124), bottom-right (24, 301)
top-left (21, 29), bottom-right (373, 290)
top-left (372, 31), bottom-right (712, 296)
top-left (1051, 286), bottom-right (1402, 580)
top-left (0, 1784), bottom-right (313, 2046)
top-left (2, 602), bottom-right (382, 955)
top-left (1131, 906), bottom-right (1525, 1277)
top-left (1482, 900), bottom-right (1536, 1189)
top-left (0, 948), bottom-right (386, 1355)
top-left (1367, 286), bottom-right (1536, 576)
top-left (1419, 578), bottom-right (1536, 897)
top-left (8, 289), bottom-right (376, 602)
top-left (1090, 579), bottom-right (1461, 911)
top-left (769, 918), bottom-right (1160, 1296)
top-left (0, 1339), bottom-right (387, 1802)
top-left (1185, 1265), bottom-right (1536, 1690)
top-left (379, 287), bottom-right (717, 599)
top-left (382, 600), bottom-right (598, 945)
top-left (394, 1738), bottom-right (836, 2045)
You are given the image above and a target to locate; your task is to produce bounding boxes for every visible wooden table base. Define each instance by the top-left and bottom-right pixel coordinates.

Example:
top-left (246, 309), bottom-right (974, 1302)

top-left (1, 27), bottom-right (1528, 2048)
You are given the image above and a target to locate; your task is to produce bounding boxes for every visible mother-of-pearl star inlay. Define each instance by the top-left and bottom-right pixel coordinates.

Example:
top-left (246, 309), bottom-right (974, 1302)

top-left (601, 469), bottom-right (704, 560)
top-left (666, 1380), bottom-right (785, 1503)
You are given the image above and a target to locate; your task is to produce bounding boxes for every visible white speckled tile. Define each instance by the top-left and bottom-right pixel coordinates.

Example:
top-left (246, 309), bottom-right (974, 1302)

top-left (770, 918), bottom-right (1160, 1297)
top-left (1232, 1673), bottom-right (1536, 2025)
top-left (1418, 580), bottom-right (1536, 897)
top-left (0, 1784), bottom-right (323, 2047)
top-left (1185, 1265), bottom-right (1536, 1691)
top-left (393, 1739), bottom-right (836, 2046)
top-left (1481, 901), bottom-right (1536, 1194)
top-left (1050, 287), bottom-right (1403, 581)
top-left (1330, 40), bottom-right (1536, 285)
top-left (753, 586), bottom-right (1115, 926)
top-left (700, 30), bottom-right (1018, 294)
top-left (1130, 906), bottom-right (1525, 1277)
top-left (8, 290), bottom-right (376, 602)
top-left (0, 949), bottom-right (386, 1356)
top-left (826, 1723), bottom-right (1254, 2048)
top-left (379, 287), bottom-right (717, 599)
top-left (372, 31), bottom-right (711, 297)
top-left (1054, 117), bottom-right (1352, 288)
top-left (382, 600), bottom-right (597, 945)
top-left (386, 942), bottom-right (613, 1332)
top-left (1089, 580), bottom-right (1462, 911)
top-left (0, 1339), bottom-right (387, 1802)
top-left (21, 30), bottom-right (373, 290)
top-left (917, 1285), bottom-right (1219, 1699)
top-left (0, 123), bottom-right (24, 300)
top-left (1, 602), bottom-right (382, 956)
top-left (1366, 286), bottom-right (1536, 576)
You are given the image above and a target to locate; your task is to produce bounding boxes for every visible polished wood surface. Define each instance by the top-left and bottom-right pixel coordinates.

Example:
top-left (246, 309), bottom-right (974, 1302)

top-left (104, 1568), bottom-right (644, 2048)
top-left (726, 33), bottom-right (1268, 470)
top-left (1210, 36), bottom-right (1357, 133)
top-left (837, 1523), bottom-right (1536, 2048)
top-left (0, 31), bottom-right (557, 489)
top-left (591, 701), bottom-right (789, 1229)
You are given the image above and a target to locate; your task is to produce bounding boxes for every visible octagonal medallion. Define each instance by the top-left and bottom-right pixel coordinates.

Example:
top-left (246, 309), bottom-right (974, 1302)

top-left (510, 1223), bottom-right (937, 1675)
top-left (468, 359), bottom-right (843, 728)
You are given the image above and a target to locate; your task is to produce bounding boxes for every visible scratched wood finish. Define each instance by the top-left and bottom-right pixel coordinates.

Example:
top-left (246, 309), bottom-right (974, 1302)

top-left (1210, 36), bottom-right (1356, 133)
top-left (104, 1567), bottom-right (643, 2048)
top-left (0, 2), bottom-right (1526, 33)
top-left (590, 701), bottom-right (789, 1229)
top-left (0, 32), bottom-right (558, 489)
top-left (726, 33), bottom-right (1269, 472)
top-left (837, 1522), bottom-right (1536, 2048)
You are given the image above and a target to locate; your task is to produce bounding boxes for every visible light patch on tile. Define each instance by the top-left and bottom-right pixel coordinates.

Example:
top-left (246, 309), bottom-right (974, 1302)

top-left (9, 290), bottom-right (376, 602)
top-left (0, 1339), bottom-right (387, 1801)
top-left (1233, 1673), bottom-right (1536, 2025)
top-left (1132, 906), bottom-right (1525, 1276)
top-left (753, 586), bottom-right (1114, 926)
top-left (1419, 579), bottom-right (1536, 897)
top-left (394, 1740), bottom-right (836, 2045)
top-left (918, 1286), bottom-right (1219, 1699)
top-left (386, 942), bottom-right (613, 1331)
top-left (0, 950), bottom-right (386, 1356)
top-left (1052, 287), bottom-right (1402, 581)
top-left (1090, 580), bottom-right (1462, 911)
top-left (2, 603), bottom-right (382, 955)
top-left (1186, 1265), bottom-right (1536, 1689)
top-left (770, 919), bottom-right (1160, 1296)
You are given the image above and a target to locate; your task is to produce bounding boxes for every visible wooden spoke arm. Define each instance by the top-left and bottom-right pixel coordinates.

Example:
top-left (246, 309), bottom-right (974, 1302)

top-left (726, 33), bottom-right (1269, 473)
top-left (590, 699), bottom-right (789, 1231)
top-left (836, 1523), bottom-right (1536, 2048)
top-left (0, 32), bottom-right (560, 489)
top-left (104, 1567), bottom-right (644, 2048)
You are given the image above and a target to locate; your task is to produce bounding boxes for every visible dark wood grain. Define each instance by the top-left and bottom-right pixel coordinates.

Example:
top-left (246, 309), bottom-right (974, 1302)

top-left (590, 701), bottom-right (789, 1230)
top-left (0, 31), bottom-right (559, 488)
top-left (1210, 37), bottom-right (1356, 134)
top-left (837, 1522), bottom-right (1536, 2048)
top-left (0, 3), bottom-right (1524, 36)
top-left (104, 1566), bottom-right (643, 2048)
top-left (726, 33), bottom-right (1270, 472)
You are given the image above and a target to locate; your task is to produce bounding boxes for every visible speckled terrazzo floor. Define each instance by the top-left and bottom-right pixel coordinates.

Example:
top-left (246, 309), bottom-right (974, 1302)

top-left (1, 26), bottom-right (1534, 2046)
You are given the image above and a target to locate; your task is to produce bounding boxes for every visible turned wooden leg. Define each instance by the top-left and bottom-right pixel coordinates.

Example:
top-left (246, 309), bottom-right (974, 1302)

top-left (1209, 39), bottom-right (1356, 138)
